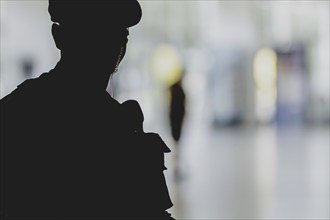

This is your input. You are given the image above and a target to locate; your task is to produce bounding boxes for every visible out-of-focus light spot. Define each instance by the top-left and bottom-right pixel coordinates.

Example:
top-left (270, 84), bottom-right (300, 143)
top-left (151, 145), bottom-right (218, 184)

top-left (253, 48), bottom-right (277, 92)
top-left (150, 43), bottom-right (183, 86)
top-left (253, 48), bottom-right (278, 123)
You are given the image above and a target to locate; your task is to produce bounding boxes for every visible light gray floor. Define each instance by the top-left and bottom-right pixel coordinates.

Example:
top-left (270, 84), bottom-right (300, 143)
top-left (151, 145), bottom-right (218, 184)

top-left (162, 123), bottom-right (329, 220)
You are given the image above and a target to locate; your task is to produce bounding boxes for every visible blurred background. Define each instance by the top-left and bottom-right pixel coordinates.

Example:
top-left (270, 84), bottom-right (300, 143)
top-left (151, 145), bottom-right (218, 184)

top-left (1, 1), bottom-right (329, 219)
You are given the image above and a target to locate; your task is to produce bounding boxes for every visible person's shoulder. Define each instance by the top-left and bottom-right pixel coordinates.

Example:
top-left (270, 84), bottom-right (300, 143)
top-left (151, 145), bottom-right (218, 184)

top-left (1, 72), bottom-right (50, 106)
top-left (1, 79), bottom-right (36, 106)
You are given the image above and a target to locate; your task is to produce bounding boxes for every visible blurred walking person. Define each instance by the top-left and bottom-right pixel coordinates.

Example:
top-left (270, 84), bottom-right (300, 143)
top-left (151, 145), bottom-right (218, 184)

top-left (169, 69), bottom-right (186, 179)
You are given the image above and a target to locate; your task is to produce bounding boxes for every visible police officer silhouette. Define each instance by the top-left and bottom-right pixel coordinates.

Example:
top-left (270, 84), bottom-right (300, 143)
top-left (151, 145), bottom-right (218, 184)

top-left (0, 1), bottom-right (174, 219)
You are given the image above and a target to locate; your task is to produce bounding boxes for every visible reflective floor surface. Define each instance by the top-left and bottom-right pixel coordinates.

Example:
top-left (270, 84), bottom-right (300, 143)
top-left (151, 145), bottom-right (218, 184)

top-left (162, 123), bottom-right (329, 219)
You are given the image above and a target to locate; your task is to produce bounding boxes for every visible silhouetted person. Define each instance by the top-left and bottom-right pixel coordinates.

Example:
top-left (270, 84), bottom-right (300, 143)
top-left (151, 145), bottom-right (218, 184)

top-left (0, 1), bottom-right (174, 219)
top-left (169, 71), bottom-right (186, 180)
top-left (169, 72), bottom-right (186, 143)
top-left (21, 58), bottom-right (34, 77)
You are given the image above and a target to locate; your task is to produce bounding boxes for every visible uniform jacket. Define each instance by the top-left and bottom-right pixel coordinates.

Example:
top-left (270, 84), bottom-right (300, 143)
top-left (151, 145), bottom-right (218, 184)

top-left (0, 65), bottom-right (174, 219)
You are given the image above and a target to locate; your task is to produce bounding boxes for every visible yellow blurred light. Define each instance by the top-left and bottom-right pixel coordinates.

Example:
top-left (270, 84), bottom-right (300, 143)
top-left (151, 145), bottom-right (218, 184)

top-left (150, 43), bottom-right (183, 86)
top-left (253, 48), bottom-right (278, 92)
top-left (253, 48), bottom-right (278, 123)
top-left (256, 89), bottom-right (277, 107)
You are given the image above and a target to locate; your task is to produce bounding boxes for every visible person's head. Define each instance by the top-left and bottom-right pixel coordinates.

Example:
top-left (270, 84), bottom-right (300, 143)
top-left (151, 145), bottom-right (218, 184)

top-left (48, 0), bottom-right (142, 74)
